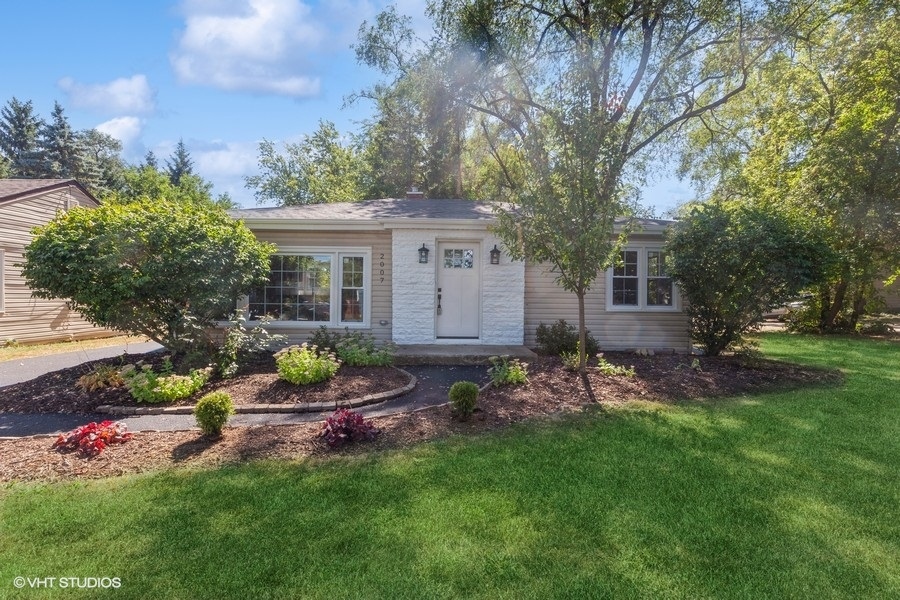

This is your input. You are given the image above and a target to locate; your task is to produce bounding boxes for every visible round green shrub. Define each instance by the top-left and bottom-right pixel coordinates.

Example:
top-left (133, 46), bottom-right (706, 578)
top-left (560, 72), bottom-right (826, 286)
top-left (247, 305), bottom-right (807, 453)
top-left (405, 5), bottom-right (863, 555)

top-left (193, 391), bottom-right (235, 436)
top-left (449, 380), bottom-right (479, 418)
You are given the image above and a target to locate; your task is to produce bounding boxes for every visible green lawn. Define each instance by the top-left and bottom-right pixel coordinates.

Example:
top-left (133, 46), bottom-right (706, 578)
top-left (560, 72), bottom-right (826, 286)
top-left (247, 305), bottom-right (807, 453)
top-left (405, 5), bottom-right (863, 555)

top-left (1, 334), bottom-right (897, 599)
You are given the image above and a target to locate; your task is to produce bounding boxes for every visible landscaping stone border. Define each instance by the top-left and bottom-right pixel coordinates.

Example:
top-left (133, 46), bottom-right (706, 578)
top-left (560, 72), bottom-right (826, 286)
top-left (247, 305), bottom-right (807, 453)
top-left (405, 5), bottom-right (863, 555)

top-left (95, 368), bottom-right (417, 416)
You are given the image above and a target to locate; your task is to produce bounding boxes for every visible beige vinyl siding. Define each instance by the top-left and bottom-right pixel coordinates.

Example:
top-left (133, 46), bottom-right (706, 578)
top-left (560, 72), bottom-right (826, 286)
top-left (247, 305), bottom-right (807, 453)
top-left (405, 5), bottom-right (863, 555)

top-left (0, 187), bottom-right (115, 344)
top-left (247, 229), bottom-right (393, 344)
top-left (524, 261), bottom-right (691, 352)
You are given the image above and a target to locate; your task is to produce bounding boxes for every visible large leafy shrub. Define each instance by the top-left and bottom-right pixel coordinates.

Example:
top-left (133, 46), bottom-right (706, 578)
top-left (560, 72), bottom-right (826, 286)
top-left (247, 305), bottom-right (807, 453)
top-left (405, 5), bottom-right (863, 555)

top-left (193, 392), bottom-right (235, 437)
top-left (535, 320), bottom-right (599, 356)
top-left (319, 408), bottom-right (380, 448)
top-left (666, 203), bottom-right (830, 355)
top-left (22, 199), bottom-right (274, 356)
top-left (274, 343), bottom-right (341, 385)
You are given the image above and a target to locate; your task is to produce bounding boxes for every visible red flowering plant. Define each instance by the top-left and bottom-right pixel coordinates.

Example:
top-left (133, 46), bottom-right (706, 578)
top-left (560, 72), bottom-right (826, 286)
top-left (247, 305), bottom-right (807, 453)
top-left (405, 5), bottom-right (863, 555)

top-left (52, 420), bottom-right (133, 457)
top-left (319, 409), bottom-right (379, 448)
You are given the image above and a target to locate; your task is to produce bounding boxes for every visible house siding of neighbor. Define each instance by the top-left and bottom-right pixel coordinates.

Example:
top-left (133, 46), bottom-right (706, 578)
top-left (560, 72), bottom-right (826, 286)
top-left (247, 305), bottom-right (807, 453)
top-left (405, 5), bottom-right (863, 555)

top-left (232, 198), bottom-right (691, 352)
top-left (0, 179), bottom-right (115, 344)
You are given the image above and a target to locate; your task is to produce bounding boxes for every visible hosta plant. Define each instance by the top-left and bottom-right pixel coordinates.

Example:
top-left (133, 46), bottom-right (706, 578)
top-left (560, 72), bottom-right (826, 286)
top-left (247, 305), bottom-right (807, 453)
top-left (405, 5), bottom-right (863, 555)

top-left (320, 408), bottom-right (379, 448)
top-left (274, 343), bottom-right (341, 385)
top-left (596, 354), bottom-right (636, 377)
top-left (53, 420), bottom-right (133, 457)
top-left (76, 364), bottom-right (125, 392)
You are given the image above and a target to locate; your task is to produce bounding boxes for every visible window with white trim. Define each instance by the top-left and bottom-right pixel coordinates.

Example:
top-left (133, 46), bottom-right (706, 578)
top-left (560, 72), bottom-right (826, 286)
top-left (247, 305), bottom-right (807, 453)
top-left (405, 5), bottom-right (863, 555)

top-left (607, 248), bottom-right (677, 311)
top-left (246, 250), bottom-right (370, 326)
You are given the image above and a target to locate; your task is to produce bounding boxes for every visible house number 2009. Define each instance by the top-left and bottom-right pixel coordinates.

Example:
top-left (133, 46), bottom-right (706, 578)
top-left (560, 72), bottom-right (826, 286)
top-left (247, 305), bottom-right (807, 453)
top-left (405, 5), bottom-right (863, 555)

top-left (378, 253), bottom-right (385, 283)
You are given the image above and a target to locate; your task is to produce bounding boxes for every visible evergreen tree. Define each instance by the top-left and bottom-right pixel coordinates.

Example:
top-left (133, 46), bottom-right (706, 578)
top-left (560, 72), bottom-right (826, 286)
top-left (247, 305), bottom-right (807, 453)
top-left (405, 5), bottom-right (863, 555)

top-left (0, 97), bottom-right (43, 177)
top-left (142, 149), bottom-right (158, 170)
top-left (79, 129), bottom-right (126, 197)
top-left (39, 101), bottom-right (86, 179)
top-left (165, 138), bottom-right (194, 185)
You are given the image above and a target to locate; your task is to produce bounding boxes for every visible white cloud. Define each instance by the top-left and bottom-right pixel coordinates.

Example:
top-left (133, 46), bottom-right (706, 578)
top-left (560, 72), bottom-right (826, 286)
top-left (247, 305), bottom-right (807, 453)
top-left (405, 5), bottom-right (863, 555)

top-left (59, 75), bottom-right (156, 115)
top-left (95, 116), bottom-right (144, 146)
top-left (170, 0), bottom-right (328, 96)
top-left (192, 140), bottom-right (258, 176)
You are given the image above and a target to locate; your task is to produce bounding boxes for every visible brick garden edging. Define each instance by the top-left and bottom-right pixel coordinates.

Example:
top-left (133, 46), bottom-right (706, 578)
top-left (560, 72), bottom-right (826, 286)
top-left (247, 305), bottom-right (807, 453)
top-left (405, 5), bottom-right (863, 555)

top-left (95, 368), bottom-right (417, 416)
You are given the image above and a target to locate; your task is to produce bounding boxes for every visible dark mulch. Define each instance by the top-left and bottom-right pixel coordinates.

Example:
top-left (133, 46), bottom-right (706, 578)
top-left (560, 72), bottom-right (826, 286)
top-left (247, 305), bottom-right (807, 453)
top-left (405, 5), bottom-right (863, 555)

top-left (0, 351), bottom-right (842, 483)
top-left (0, 352), bottom-right (409, 414)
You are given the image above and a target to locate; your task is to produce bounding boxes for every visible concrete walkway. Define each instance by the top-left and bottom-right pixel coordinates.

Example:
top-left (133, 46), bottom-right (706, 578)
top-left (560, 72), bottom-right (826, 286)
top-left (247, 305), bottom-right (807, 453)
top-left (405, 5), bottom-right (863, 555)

top-left (0, 354), bottom-right (489, 437)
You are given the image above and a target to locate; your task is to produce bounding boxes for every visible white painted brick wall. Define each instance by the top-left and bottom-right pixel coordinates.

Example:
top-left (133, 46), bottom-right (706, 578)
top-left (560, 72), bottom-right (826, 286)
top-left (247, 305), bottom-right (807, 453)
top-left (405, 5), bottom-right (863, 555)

top-left (392, 229), bottom-right (438, 344)
top-left (391, 228), bottom-right (524, 344)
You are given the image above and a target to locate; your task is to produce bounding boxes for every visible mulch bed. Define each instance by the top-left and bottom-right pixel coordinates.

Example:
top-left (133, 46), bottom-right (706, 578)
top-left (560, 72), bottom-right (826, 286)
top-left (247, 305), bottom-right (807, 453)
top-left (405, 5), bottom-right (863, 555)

top-left (0, 352), bottom-right (842, 483)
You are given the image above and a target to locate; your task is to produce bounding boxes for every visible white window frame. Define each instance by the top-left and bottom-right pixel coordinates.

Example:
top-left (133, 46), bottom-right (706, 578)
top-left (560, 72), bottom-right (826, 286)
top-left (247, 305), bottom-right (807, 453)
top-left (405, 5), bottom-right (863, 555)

top-left (241, 247), bottom-right (372, 328)
top-left (605, 246), bottom-right (679, 312)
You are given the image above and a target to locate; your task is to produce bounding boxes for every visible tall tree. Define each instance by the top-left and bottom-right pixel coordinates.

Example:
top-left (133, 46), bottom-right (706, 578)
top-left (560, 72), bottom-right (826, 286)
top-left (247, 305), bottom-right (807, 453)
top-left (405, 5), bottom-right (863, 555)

top-left (114, 164), bottom-right (235, 209)
top-left (166, 138), bottom-right (194, 186)
top-left (353, 5), bottom-right (468, 198)
top-left (680, 1), bottom-right (900, 330)
top-left (79, 129), bottom-right (126, 197)
top-left (427, 0), bottom-right (812, 373)
top-left (142, 149), bottom-right (159, 170)
top-left (39, 101), bottom-right (87, 179)
top-left (245, 120), bottom-right (365, 205)
top-left (0, 97), bottom-right (43, 177)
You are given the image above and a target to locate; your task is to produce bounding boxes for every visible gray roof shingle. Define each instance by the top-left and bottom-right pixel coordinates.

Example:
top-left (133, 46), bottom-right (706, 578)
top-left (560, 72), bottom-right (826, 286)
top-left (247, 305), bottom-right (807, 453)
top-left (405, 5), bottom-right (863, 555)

top-left (231, 198), bottom-right (497, 221)
top-left (0, 179), bottom-right (94, 203)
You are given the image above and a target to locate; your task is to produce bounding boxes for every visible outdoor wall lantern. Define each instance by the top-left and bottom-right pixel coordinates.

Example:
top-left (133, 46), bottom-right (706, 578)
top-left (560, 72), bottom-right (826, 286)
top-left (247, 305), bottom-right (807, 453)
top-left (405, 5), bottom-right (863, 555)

top-left (490, 244), bottom-right (501, 265)
top-left (418, 243), bottom-right (430, 264)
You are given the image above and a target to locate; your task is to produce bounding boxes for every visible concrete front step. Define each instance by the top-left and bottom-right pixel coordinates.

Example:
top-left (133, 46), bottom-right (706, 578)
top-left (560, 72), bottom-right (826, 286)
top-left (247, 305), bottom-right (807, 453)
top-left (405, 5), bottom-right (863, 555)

top-left (394, 344), bottom-right (537, 365)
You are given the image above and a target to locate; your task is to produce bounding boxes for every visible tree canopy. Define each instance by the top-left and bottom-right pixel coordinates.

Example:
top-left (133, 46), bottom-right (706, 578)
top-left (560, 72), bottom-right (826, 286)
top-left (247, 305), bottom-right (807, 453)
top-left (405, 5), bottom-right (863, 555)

top-left (22, 200), bottom-right (274, 355)
top-left (679, 0), bottom-right (900, 330)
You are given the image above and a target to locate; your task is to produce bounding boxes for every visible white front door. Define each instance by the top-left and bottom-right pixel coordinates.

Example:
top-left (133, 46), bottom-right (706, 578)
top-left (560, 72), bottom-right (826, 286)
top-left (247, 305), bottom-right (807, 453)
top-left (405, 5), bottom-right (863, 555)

top-left (436, 242), bottom-right (480, 338)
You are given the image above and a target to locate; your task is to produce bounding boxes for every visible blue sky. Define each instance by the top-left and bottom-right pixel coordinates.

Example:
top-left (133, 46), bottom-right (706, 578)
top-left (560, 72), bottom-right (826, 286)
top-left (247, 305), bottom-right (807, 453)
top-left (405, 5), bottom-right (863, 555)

top-left (0, 0), bottom-right (694, 212)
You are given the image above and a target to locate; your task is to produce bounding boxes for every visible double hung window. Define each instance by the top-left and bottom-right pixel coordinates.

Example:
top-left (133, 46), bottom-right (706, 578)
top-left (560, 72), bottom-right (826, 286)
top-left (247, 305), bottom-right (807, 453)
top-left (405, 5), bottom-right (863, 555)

top-left (246, 250), bottom-right (369, 326)
top-left (608, 248), bottom-right (676, 310)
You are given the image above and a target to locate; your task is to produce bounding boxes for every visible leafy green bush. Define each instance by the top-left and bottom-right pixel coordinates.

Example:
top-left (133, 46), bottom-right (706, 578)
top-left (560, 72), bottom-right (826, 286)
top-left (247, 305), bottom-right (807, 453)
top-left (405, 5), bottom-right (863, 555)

top-left (596, 354), bottom-right (635, 377)
top-left (309, 327), bottom-right (394, 366)
top-left (193, 392), bottom-right (235, 437)
top-left (121, 358), bottom-right (211, 403)
top-left (488, 355), bottom-right (529, 386)
top-left (535, 320), bottom-right (599, 356)
top-left (274, 343), bottom-right (341, 385)
top-left (667, 203), bottom-right (831, 355)
top-left (449, 381), bottom-right (479, 419)
top-left (21, 198), bottom-right (274, 356)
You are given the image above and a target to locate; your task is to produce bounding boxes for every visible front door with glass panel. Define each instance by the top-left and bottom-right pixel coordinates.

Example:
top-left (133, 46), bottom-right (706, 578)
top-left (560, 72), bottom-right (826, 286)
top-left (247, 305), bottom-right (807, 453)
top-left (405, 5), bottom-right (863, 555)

top-left (436, 243), bottom-right (480, 338)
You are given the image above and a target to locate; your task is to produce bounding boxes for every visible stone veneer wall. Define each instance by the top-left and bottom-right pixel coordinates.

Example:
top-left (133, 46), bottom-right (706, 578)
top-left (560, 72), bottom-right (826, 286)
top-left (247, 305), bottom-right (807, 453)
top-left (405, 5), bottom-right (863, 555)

top-left (391, 228), bottom-right (524, 344)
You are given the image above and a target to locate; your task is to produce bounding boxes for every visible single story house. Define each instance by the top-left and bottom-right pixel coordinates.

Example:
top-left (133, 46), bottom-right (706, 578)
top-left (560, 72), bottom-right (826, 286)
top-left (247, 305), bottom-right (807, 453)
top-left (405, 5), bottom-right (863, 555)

top-left (0, 179), bottom-right (115, 344)
top-left (232, 194), bottom-right (691, 352)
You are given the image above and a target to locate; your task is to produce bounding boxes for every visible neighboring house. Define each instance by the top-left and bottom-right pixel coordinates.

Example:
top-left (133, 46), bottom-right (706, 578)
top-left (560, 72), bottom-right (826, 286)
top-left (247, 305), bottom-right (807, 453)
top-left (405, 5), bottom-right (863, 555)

top-left (0, 179), bottom-right (115, 344)
top-left (232, 194), bottom-right (691, 352)
top-left (875, 277), bottom-right (900, 312)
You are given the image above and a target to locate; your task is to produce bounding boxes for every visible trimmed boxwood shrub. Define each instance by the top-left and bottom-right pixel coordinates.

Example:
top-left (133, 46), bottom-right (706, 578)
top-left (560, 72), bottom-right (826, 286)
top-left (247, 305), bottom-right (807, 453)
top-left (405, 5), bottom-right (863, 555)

top-left (193, 391), bottom-right (235, 437)
top-left (449, 381), bottom-right (479, 419)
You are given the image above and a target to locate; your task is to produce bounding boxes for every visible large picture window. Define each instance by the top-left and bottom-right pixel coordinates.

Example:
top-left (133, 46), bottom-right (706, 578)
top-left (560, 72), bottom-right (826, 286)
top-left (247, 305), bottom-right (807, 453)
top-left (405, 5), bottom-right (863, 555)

top-left (607, 248), bottom-right (677, 311)
top-left (247, 250), bottom-right (369, 326)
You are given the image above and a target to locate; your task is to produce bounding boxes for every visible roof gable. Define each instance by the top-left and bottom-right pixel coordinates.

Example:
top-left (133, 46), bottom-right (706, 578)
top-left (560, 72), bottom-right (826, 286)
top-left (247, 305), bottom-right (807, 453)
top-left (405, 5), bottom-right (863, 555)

top-left (0, 179), bottom-right (98, 205)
